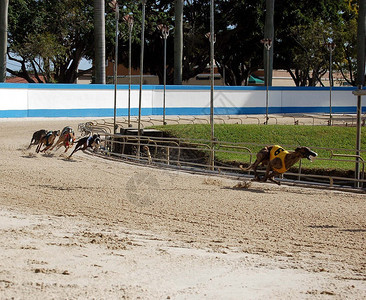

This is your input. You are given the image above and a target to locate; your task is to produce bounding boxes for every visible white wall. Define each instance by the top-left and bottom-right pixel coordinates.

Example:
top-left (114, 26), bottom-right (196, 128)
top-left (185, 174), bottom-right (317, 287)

top-left (0, 83), bottom-right (363, 118)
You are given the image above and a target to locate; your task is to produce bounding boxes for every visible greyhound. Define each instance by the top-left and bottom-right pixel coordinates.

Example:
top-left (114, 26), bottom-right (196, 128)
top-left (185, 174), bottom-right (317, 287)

top-left (35, 130), bottom-right (60, 153)
top-left (68, 134), bottom-right (101, 158)
top-left (240, 145), bottom-right (318, 185)
top-left (28, 129), bottom-right (47, 149)
top-left (49, 126), bottom-right (76, 153)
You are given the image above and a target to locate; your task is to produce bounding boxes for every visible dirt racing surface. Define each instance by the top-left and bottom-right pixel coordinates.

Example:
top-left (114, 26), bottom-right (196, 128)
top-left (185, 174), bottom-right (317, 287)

top-left (0, 118), bottom-right (365, 299)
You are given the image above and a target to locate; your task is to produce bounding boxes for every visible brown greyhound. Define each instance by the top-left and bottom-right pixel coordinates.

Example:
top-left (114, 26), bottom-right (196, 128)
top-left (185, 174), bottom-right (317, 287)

top-left (240, 145), bottom-right (318, 185)
top-left (28, 129), bottom-right (47, 149)
top-left (49, 126), bottom-right (75, 153)
top-left (36, 130), bottom-right (60, 153)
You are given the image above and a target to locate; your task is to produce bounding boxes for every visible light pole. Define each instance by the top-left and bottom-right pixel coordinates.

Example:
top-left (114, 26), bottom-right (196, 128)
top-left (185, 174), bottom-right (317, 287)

top-left (205, 0), bottom-right (215, 170)
top-left (137, 0), bottom-right (146, 158)
top-left (325, 41), bottom-right (336, 126)
top-left (261, 38), bottom-right (272, 125)
top-left (109, 0), bottom-right (119, 134)
top-left (157, 24), bottom-right (172, 125)
top-left (123, 14), bottom-right (134, 127)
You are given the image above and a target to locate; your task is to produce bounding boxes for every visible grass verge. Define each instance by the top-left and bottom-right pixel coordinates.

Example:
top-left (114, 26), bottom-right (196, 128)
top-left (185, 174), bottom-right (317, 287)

top-left (152, 124), bottom-right (366, 173)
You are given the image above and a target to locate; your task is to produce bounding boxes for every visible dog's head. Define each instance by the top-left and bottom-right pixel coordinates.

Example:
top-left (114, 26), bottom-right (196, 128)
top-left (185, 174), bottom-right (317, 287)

top-left (295, 147), bottom-right (318, 161)
top-left (91, 134), bottom-right (101, 149)
top-left (66, 131), bottom-right (75, 144)
top-left (53, 130), bottom-right (60, 136)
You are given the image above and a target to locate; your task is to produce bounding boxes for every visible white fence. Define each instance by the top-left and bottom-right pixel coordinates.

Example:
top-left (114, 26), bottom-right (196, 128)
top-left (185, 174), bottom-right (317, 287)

top-left (0, 83), bottom-right (363, 118)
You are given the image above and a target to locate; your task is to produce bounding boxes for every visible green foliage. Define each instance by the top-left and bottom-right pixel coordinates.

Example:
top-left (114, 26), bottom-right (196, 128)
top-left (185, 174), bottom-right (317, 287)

top-left (215, 0), bottom-right (265, 86)
top-left (274, 0), bottom-right (357, 86)
top-left (8, 0), bottom-right (95, 83)
top-left (7, 0), bottom-right (360, 86)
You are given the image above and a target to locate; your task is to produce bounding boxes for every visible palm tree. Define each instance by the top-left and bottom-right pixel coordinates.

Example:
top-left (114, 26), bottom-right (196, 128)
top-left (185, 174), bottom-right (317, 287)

top-left (94, 0), bottom-right (106, 84)
top-left (356, 0), bottom-right (365, 86)
top-left (174, 0), bottom-right (183, 85)
top-left (0, 0), bottom-right (9, 82)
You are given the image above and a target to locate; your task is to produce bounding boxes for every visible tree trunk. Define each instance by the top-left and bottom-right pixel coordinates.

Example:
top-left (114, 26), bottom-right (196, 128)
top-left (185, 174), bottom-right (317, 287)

top-left (357, 0), bottom-right (365, 87)
top-left (264, 0), bottom-right (274, 86)
top-left (174, 0), bottom-right (183, 85)
top-left (0, 0), bottom-right (9, 82)
top-left (94, 0), bottom-right (106, 84)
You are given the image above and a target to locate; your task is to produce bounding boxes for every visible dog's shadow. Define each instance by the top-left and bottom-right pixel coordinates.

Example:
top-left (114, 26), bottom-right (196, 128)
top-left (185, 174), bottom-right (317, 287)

top-left (21, 152), bottom-right (37, 159)
top-left (60, 156), bottom-right (78, 163)
top-left (222, 181), bottom-right (267, 194)
top-left (42, 152), bottom-right (55, 158)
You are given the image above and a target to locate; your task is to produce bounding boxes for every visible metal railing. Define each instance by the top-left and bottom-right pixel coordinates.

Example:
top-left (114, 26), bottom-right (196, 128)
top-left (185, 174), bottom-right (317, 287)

top-left (81, 122), bottom-right (366, 192)
top-left (79, 114), bottom-right (366, 191)
top-left (81, 113), bottom-right (366, 131)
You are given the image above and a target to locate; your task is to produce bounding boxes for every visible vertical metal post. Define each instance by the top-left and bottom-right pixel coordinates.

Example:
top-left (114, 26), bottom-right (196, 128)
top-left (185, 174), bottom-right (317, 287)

top-left (137, 0), bottom-right (146, 158)
top-left (128, 22), bottom-right (132, 127)
top-left (109, 0), bottom-right (119, 134)
top-left (158, 24), bottom-right (171, 125)
top-left (329, 48), bottom-right (332, 125)
top-left (326, 42), bottom-right (336, 126)
top-left (261, 39), bottom-right (272, 125)
top-left (356, 89), bottom-right (362, 187)
top-left (210, 0), bottom-right (215, 170)
top-left (123, 15), bottom-right (134, 127)
top-left (265, 49), bottom-right (269, 124)
top-left (163, 33), bottom-right (167, 125)
top-left (355, 0), bottom-right (365, 188)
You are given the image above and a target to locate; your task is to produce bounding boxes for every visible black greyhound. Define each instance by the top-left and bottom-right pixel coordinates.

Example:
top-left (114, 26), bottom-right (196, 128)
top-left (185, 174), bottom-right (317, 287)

top-left (68, 134), bottom-right (101, 158)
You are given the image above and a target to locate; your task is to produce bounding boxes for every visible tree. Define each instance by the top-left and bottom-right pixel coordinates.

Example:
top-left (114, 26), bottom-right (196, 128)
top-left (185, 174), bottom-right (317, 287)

top-left (332, 2), bottom-right (358, 86)
top-left (174, 0), bottom-right (183, 84)
top-left (214, 0), bottom-right (265, 85)
top-left (274, 0), bottom-right (351, 86)
top-left (7, 0), bottom-right (96, 83)
top-left (0, 0), bottom-right (9, 82)
top-left (94, 0), bottom-right (106, 84)
top-left (115, 0), bottom-right (180, 85)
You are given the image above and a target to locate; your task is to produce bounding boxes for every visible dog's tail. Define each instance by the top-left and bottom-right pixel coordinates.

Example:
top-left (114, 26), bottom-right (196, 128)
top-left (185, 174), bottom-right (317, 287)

top-left (239, 164), bottom-right (252, 171)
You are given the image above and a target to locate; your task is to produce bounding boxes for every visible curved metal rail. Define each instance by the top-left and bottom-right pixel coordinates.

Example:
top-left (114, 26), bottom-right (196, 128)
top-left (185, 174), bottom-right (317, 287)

top-left (78, 117), bottom-right (366, 192)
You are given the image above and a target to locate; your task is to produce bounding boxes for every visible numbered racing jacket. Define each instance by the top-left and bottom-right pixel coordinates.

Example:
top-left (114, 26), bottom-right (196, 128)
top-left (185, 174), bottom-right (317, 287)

top-left (269, 145), bottom-right (289, 174)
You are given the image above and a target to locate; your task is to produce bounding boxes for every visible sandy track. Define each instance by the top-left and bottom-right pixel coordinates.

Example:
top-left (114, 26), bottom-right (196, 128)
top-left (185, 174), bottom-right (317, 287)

top-left (0, 118), bottom-right (365, 299)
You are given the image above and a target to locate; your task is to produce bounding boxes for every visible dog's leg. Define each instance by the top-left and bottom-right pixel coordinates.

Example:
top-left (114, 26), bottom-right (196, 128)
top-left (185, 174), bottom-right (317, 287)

top-left (27, 140), bottom-right (34, 150)
top-left (68, 149), bottom-right (76, 158)
top-left (49, 141), bottom-right (57, 151)
top-left (49, 140), bottom-right (61, 151)
top-left (240, 160), bottom-right (261, 181)
top-left (267, 171), bottom-right (280, 185)
top-left (36, 142), bottom-right (42, 153)
top-left (68, 142), bottom-right (84, 158)
top-left (251, 161), bottom-right (262, 181)
top-left (261, 164), bottom-right (273, 183)
top-left (41, 144), bottom-right (53, 152)
top-left (68, 146), bottom-right (79, 158)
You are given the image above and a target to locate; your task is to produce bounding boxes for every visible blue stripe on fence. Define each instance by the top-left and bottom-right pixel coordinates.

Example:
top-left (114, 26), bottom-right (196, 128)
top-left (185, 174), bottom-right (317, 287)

top-left (1, 105), bottom-right (363, 118)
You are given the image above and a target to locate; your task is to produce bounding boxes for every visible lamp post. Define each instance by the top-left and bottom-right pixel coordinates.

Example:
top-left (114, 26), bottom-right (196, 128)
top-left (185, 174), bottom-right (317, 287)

top-left (123, 14), bottom-right (134, 127)
top-left (205, 0), bottom-right (215, 170)
top-left (325, 41), bottom-right (336, 126)
top-left (137, 0), bottom-right (146, 158)
top-left (109, 0), bottom-right (119, 134)
top-left (261, 38), bottom-right (272, 125)
top-left (157, 24), bottom-right (172, 125)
